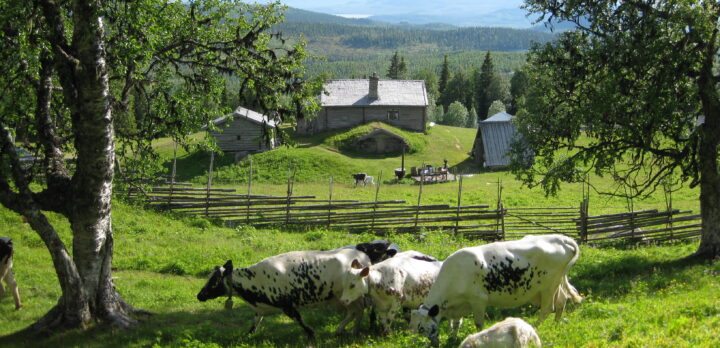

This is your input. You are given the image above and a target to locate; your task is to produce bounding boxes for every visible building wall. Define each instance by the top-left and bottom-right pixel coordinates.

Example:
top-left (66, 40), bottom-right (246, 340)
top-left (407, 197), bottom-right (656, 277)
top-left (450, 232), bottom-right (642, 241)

top-left (479, 121), bottom-right (517, 168)
top-left (210, 118), bottom-right (275, 153)
top-left (297, 106), bottom-right (426, 134)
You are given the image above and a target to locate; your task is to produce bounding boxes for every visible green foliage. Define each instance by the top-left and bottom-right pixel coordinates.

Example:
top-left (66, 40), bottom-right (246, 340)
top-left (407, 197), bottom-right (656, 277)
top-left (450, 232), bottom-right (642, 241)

top-left (323, 122), bottom-right (427, 154)
top-left (443, 101), bottom-right (469, 127)
top-left (487, 100), bottom-right (507, 117)
top-left (466, 107), bottom-right (478, 128)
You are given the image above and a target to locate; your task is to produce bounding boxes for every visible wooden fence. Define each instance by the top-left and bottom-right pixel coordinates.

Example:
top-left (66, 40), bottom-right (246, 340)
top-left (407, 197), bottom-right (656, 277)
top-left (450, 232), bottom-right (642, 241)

top-left (125, 181), bottom-right (701, 245)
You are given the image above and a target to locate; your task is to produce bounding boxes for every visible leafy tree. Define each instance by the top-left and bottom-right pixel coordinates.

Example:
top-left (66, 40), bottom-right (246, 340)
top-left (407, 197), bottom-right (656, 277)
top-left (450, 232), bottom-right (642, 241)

top-left (517, 0), bottom-right (720, 259)
top-left (443, 101), bottom-right (469, 127)
top-left (508, 67), bottom-right (529, 114)
top-left (439, 54), bottom-right (451, 94)
top-left (487, 100), bottom-right (507, 118)
top-left (466, 107), bottom-right (479, 128)
top-left (0, 0), bottom-right (318, 334)
top-left (387, 51), bottom-right (407, 79)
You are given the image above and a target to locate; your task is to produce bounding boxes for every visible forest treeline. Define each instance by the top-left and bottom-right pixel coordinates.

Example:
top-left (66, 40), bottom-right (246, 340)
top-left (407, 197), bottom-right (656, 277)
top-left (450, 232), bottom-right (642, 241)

top-left (276, 22), bottom-right (555, 52)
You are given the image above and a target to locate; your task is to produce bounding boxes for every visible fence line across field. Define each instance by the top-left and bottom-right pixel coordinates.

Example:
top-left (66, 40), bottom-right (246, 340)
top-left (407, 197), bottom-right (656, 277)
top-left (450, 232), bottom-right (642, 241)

top-left (122, 159), bottom-right (702, 245)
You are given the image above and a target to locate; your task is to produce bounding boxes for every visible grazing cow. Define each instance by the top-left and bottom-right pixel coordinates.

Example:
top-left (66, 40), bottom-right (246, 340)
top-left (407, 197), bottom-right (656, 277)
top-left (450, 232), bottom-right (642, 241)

top-left (459, 317), bottom-right (541, 348)
top-left (197, 248), bottom-right (371, 339)
top-left (410, 235), bottom-right (582, 346)
top-left (346, 239), bottom-right (400, 264)
top-left (363, 175), bottom-right (374, 186)
top-left (339, 250), bottom-right (442, 333)
top-left (0, 237), bottom-right (21, 310)
top-left (352, 173), bottom-right (367, 186)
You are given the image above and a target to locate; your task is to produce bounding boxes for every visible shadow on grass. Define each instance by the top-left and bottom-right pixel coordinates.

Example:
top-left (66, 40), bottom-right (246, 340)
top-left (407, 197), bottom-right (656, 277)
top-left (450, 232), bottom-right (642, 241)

top-left (571, 246), bottom-right (709, 298)
top-left (1, 305), bottom-right (424, 348)
top-left (163, 150), bottom-right (235, 182)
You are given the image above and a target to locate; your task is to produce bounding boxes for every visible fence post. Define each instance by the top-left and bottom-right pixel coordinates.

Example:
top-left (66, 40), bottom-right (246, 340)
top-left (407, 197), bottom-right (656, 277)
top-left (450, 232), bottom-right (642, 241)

top-left (371, 171), bottom-right (382, 232)
top-left (246, 158), bottom-right (253, 224)
top-left (497, 179), bottom-right (505, 240)
top-left (168, 141), bottom-right (178, 208)
top-left (664, 180), bottom-right (674, 239)
top-left (327, 176), bottom-right (333, 229)
top-left (579, 179), bottom-right (590, 244)
top-left (455, 175), bottom-right (463, 237)
top-left (285, 166), bottom-right (295, 225)
top-left (205, 151), bottom-right (215, 217)
top-left (415, 172), bottom-right (424, 229)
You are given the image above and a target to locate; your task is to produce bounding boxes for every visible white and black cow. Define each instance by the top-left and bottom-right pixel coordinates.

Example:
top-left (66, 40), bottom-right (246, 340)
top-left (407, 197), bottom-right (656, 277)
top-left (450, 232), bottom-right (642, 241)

top-left (0, 236), bottom-right (21, 310)
top-left (339, 250), bottom-right (442, 333)
top-left (197, 248), bottom-right (371, 339)
top-left (410, 234), bottom-right (582, 346)
top-left (459, 317), bottom-right (541, 348)
top-left (352, 173), bottom-right (374, 187)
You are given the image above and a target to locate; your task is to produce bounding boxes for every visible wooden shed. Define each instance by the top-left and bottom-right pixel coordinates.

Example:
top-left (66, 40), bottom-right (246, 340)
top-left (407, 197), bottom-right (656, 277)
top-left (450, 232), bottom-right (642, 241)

top-left (472, 112), bottom-right (518, 168)
top-left (204, 106), bottom-right (278, 154)
top-left (297, 74), bottom-right (428, 134)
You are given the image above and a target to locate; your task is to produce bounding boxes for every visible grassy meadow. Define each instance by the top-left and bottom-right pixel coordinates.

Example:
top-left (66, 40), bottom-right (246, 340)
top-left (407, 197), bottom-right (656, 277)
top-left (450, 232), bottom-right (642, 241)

top-left (0, 200), bottom-right (718, 347)
top-left (1, 124), bottom-right (715, 347)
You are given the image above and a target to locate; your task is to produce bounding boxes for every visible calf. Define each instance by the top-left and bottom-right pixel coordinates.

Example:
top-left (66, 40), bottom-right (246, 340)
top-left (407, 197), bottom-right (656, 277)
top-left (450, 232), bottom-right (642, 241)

top-left (339, 250), bottom-right (442, 333)
top-left (410, 234), bottom-right (582, 346)
top-left (0, 237), bottom-right (21, 310)
top-left (197, 248), bottom-right (371, 339)
top-left (352, 173), bottom-right (367, 186)
top-left (459, 317), bottom-right (541, 348)
top-left (363, 175), bottom-right (374, 186)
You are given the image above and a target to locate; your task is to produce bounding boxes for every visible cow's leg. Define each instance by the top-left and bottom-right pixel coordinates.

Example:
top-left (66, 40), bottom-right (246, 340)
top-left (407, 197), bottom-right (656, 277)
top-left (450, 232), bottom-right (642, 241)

top-left (553, 285), bottom-right (568, 322)
top-left (471, 302), bottom-right (486, 331)
top-left (0, 263), bottom-right (8, 300)
top-left (5, 270), bottom-right (21, 310)
top-left (335, 300), bottom-right (363, 335)
top-left (535, 287), bottom-right (555, 326)
top-left (380, 301), bottom-right (401, 334)
top-left (282, 306), bottom-right (315, 340)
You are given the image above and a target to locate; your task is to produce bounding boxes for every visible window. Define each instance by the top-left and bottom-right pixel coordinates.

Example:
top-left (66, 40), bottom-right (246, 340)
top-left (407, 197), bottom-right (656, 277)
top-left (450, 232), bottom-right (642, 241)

top-left (387, 110), bottom-right (399, 121)
top-left (236, 135), bottom-right (242, 140)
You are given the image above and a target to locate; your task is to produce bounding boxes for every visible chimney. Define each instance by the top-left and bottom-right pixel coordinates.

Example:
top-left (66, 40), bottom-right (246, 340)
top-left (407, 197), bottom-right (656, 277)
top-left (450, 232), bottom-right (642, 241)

top-left (369, 72), bottom-right (379, 99)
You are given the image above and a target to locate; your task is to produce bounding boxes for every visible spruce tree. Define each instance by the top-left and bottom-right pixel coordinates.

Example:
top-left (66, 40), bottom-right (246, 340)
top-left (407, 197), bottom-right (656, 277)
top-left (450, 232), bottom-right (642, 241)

top-left (439, 54), bottom-right (450, 94)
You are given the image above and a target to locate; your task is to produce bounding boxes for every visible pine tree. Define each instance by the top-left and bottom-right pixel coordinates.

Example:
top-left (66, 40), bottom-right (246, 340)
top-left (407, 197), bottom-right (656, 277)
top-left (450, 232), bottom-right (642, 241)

top-left (387, 51), bottom-right (407, 79)
top-left (439, 54), bottom-right (450, 94)
top-left (474, 51), bottom-right (496, 120)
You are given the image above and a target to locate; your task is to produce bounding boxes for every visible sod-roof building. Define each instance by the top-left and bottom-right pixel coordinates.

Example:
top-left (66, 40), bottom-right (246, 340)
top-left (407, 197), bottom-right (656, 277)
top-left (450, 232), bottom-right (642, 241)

top-left (297, 74), bottom-right (429, 134)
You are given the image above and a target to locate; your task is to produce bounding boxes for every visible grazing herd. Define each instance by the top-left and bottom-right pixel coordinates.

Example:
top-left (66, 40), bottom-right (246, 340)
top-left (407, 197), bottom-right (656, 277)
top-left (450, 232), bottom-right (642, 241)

top-left (198, 235), bottom-right (583, 347)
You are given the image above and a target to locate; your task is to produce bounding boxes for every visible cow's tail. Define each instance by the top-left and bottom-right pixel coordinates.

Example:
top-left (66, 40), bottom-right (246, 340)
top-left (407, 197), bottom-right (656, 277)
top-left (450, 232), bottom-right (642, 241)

top-left (560, 237), bottom-right (583, 304)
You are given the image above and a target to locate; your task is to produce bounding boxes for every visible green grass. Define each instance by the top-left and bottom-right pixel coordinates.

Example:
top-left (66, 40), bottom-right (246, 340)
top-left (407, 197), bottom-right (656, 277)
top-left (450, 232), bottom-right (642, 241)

top-left (322, 122), bottom-right (428, 154)
top-left (1, 201), bottom-right (718, 347)
top-left (178, 124), bottom-right (477, 186)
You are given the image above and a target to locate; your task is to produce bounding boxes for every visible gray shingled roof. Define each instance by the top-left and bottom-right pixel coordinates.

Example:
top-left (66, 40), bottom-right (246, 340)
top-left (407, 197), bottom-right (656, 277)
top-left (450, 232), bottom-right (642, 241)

top-left (204, 106), bottom-right (277, 129)
top-left (321, 79), bottom-right (428, 107)
top-left (482, 112), bottom-right (514, 123)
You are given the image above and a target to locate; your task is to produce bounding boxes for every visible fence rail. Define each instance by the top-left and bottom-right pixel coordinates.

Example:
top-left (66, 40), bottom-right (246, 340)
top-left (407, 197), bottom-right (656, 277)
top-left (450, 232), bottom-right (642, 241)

top-left (125, 180), bottom-right (702, 246)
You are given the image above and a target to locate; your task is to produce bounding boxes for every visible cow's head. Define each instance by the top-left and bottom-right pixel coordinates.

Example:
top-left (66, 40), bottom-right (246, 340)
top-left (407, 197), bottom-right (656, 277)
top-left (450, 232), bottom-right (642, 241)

top-left (410, 304), bottom-right (440, 346)
top-left (339, 259), bottom-right (370, 306)
top-left (197, 260), bottom-right (233, 302)
top-left (355, 239), bottom-right (399, 264)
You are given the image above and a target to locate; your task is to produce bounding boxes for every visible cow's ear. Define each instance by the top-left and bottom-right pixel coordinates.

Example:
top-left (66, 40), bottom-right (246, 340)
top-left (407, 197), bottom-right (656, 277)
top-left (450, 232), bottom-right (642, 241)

top-left (428, 304), bottom-right (439, 317)
top-left (386, 249), bottom-right (398, 257)
top-left (351, 259), bottom-right (363, 269)
top-left (360, 267), bottom-right (370, 277)
top-left (223, 260), bottom-right (233, 277)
